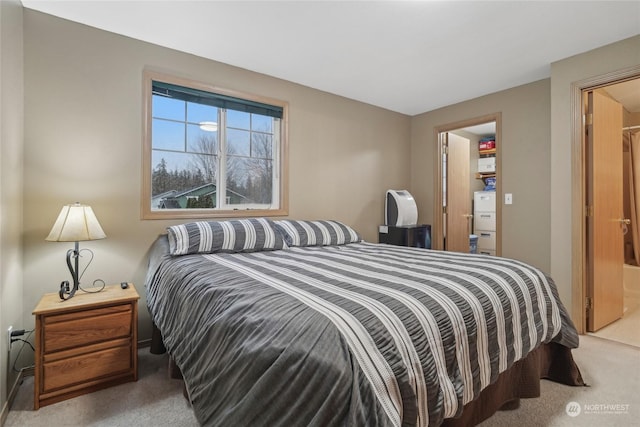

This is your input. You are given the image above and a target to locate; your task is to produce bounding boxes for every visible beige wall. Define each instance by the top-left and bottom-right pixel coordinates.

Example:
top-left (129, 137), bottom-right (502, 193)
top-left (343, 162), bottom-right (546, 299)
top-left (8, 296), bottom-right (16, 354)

top-left (550, 35), bottom-right (640, 317)
top-left (623, 111), bottom-right (640, 129)
top-left (411, 79), bottom-right (552, 272)
top-left (0, 0), bottom-right (24, 418)
top-left (22, 10), bottom-right (411, 341)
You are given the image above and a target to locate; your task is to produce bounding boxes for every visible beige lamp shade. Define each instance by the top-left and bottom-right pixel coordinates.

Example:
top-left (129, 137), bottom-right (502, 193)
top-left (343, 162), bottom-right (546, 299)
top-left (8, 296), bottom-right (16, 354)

top-left (45, 203), bottom-right (106, 242)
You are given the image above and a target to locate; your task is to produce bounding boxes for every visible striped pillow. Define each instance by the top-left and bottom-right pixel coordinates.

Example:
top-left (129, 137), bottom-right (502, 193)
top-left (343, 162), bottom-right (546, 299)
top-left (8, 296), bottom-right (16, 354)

top-left (274, 220), bottom-right (361, 247)
top-left (167, 218), bottom-right (286, 255)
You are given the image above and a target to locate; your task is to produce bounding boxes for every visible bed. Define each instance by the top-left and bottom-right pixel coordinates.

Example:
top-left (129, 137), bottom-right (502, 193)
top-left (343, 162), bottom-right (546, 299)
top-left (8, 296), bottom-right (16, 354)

top-left (145, 218), bottom-right (584, 427)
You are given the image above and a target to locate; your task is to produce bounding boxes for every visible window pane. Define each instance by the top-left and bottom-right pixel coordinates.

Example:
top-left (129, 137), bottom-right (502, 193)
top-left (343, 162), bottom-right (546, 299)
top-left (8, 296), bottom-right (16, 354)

top-left (187, 151), bottom-right (217, 185)
top-left (251, 114), bottom-right (273, 132)
top-left (227, 128), bottom-right (250, 156)
top-left (187, 124), bottom-right (218, 155)
top-left (151, 150), bottom-right (217, 210)
top-left (187, 102), bottom-right (218, 125)
top-left (153, 119), bottom-right (185, 151)
top-left (227, 109), bottom-right (250, 129)
top-left (153, 95), bottom-right (185, 121)
top-left (226, 156), bottom-right (273, 205)
top-left (251, 132), bottom-right (273, 159)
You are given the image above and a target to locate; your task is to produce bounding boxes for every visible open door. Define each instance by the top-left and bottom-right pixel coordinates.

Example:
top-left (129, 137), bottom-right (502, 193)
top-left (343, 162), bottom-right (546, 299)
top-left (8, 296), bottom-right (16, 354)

top-left (444, 132), bottom-right (472, 253)
top-left (586, 90), bottom-right (625, 331)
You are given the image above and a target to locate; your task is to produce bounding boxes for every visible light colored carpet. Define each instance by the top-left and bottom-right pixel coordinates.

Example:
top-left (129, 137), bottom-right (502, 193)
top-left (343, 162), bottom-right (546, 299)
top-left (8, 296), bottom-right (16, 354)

top-left (5, 349), bottom-right (199, 427)
top-left (5, 335), bottom-right (639, 426)
top-left (480, 335), bottom-right (640, 426)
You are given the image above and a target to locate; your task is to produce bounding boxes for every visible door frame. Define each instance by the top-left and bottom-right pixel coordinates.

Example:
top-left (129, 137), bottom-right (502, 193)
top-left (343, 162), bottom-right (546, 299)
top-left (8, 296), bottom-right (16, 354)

top-left (433, 113), bottom-right (502, 254)
top-left (570, 65), bottom-right (640, 334)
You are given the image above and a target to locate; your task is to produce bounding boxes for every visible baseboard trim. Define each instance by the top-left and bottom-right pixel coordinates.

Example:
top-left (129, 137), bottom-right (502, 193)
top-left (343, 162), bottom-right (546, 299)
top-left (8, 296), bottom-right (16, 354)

top-left (0, 399), bottom-right (7, 427)
top-left (0, 397), bottom-right (7, 427)
top-left (1, 369), bottom-right (26, 427)
top-left (138, 338), bottom-right (152, 348)
top-left (21, 366), bottom-right (34, 378)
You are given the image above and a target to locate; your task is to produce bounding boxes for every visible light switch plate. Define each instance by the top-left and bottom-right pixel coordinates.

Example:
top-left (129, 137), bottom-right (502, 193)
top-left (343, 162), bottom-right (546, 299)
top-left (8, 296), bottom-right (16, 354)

top-left (505, 193), bottom-right (513, 205)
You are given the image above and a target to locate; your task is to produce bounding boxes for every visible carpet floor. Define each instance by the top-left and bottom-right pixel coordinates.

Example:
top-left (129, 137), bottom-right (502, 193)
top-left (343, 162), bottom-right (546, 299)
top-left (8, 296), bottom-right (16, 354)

top-left (5, 350), bottom-right (198, 427)
top-left (5, 335), bottom-right (639, 426)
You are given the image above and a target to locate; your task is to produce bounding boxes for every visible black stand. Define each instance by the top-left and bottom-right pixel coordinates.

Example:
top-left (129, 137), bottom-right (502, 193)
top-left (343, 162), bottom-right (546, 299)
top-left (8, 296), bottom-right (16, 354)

top-left (379, 224), bottom-right (431, 249)
top-left (59, 241), bottom-right (80, 300)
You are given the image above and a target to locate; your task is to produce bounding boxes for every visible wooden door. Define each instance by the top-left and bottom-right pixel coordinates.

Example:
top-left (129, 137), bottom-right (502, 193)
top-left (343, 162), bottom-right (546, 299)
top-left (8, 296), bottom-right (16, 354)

top-left (587, 90), bottom-right (624, 331)
top-left (445, 133), bottom-right (472, 253)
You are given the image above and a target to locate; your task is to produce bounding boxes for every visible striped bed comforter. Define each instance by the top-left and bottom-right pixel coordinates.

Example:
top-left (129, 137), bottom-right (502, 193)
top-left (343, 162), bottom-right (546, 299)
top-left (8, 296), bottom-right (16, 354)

top-left (145, 237), bottom-right (580, 427)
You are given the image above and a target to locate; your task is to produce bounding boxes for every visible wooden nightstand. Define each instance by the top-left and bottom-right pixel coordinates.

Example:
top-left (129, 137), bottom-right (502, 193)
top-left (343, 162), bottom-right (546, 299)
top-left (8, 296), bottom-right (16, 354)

top-left (32, 283), bottom-right (139, 409)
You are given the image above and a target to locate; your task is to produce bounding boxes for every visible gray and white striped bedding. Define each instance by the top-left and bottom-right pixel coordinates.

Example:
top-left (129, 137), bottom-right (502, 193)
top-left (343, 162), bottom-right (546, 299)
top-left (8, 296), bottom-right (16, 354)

top-left (145, 237), bottom-right (580, 427)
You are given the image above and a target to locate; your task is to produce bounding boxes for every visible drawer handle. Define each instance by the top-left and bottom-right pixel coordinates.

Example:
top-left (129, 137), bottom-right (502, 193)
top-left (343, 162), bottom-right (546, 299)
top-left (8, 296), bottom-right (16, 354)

top-left (480, 233), bottom-right (491, 237)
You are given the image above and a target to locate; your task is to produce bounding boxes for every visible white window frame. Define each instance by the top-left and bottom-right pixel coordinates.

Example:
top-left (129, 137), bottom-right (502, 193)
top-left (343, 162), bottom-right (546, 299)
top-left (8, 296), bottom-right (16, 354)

top-left (141, 70), bottom-right (289, 220)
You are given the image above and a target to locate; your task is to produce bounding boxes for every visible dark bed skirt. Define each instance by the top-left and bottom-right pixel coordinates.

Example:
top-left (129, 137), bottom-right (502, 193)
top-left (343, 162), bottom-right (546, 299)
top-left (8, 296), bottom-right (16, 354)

top-left (150, 322), bottom-right (584, 426)
top-left (442, 342), bottom-right (585, 426)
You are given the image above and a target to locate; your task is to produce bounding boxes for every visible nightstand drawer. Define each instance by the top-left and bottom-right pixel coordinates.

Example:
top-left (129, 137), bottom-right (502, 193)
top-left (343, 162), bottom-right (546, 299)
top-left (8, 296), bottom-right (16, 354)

top-left (43, 305), bottom-right (132, 353)
top-left (42, 342), bottom-right (132, 392)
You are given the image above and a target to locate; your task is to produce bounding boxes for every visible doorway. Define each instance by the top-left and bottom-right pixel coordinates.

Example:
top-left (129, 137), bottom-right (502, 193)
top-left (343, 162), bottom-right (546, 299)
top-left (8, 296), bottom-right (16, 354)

top-left (433, 113), bottom-right (502, 256)
top-left (576, 73), bottom-right (640, 346)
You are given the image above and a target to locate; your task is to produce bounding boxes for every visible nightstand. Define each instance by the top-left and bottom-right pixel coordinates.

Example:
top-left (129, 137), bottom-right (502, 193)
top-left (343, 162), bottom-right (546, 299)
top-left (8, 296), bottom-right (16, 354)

top-left (32, 283), bottom-right (139, 409)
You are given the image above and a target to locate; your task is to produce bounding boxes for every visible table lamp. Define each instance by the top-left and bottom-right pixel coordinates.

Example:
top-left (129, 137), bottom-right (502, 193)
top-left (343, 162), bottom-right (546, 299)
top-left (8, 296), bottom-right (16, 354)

top-left (45, 202), bottom-right (106, 300)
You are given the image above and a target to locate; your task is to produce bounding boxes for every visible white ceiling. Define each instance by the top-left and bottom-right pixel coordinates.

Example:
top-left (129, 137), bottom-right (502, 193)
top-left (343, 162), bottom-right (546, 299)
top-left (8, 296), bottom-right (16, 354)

top-left (21, 1), bottom-right (640, 116)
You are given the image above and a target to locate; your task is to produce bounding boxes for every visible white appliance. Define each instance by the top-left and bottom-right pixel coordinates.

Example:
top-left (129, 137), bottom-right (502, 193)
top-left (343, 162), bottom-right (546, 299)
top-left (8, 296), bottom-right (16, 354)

top-left (385, 190), bottom-right (418, 226)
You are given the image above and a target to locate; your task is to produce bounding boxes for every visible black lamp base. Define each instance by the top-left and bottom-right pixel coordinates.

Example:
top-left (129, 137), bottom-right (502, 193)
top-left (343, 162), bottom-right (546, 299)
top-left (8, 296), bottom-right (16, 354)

top-left (59, 243), bottom-right (80, 301)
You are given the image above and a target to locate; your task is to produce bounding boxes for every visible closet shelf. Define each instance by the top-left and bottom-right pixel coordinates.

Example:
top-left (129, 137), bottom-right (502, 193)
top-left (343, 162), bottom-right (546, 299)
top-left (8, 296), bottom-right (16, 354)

top-left (479, 148), bottom-right (496, 155)
top-left (476, 172), bottom-right (496, 179)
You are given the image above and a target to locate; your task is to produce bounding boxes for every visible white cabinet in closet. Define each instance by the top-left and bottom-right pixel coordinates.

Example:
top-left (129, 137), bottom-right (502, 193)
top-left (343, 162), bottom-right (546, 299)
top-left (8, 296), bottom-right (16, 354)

top-left (474, 191), bottom-right (496, 256)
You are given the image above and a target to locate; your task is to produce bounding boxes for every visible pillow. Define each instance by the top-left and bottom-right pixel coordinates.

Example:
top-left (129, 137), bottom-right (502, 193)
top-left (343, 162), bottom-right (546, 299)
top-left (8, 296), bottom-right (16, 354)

top-left (167, 218), bottom-right (286, 255)
top-left (274, 220), bottom-right (361, 247)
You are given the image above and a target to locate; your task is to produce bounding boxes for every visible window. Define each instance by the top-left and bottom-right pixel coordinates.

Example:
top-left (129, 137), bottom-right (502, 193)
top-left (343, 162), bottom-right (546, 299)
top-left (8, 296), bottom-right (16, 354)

top-left (142, 71), bottom-right (288, 219)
